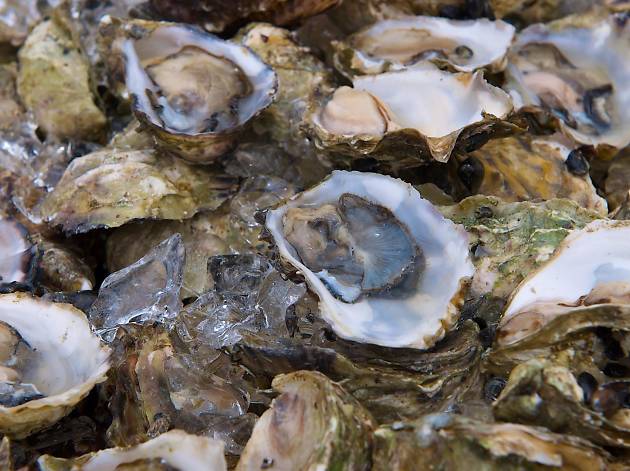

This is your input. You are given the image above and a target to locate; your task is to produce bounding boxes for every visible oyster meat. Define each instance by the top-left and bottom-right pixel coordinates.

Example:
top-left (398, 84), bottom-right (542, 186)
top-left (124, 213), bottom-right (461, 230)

top-left (266, 171), bottom-right (474, 348)
top-left (333, 16), bottom-right (515, 78)
top-left (505, 14), bottom-right (630, 153)
top-left (305, 64), bottom-right (513, 163)
top-left (107, 19), bottom-right (278, 163)
top-left (0, 218), bottom-right (34, 286)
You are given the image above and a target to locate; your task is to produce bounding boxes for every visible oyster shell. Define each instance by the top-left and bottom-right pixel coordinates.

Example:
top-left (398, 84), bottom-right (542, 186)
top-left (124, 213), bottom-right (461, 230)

top-left (17, 13), bottom-right (106, 141)
top-left (457, 134), bottom-right (607, 215)
top-left (304, 64), bottom-right (514, 164)
top-left (105, 18), bottom-right (278, 163)
top-left (236, 370), bottom-right (374, 471)
top-left (0, 293), bottom-right (110, 438)
top-left (333, 16), bottom-right (515, 78)
top-left (440, 195), bottom-right (599, 298)
top-left (500, 219), bottom-right (630, 345)
top-left (505, 14), bottom-right (630, 154)
top-left (266, 170), bottom-right (474, 348)
top-left (372, 413), bottom-right (612, 470)
top-left (39, 147), bottom-right (237, 233)
top-left (38, 429), bottom-right (227, 470)
top-left (237, 23), bottom-right (334, 151)
top-left (0, 218), bottom-right (35, 287)
top-left (605, 146), bottom-right (630, 211)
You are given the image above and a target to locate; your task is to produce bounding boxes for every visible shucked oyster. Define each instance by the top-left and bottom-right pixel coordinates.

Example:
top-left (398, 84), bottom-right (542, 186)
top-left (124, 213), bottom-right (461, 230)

top-left (105, 18), bottom-right (278, 163)
top-left (505, 14), bottom-right (630, 154)
top-left (333, 16), bottom-right (515, 78)
top-left (499, 220), bottom-right (630, 346)
top-left (304, 64), bottom-right (513, 164)
top-left (266, 171), bottom-right (474, 348)
top-left (0, 293), bottom-right (110, 438)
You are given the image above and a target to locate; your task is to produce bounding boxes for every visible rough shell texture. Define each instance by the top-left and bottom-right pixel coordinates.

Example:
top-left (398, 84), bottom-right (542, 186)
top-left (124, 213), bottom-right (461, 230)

top-left (440, 196), bottom-right (600, 298)
top-left (0, 293), bottom-right (110, 438)
top-left (39, 148), bottom-right (237, 233)
top-left (17, 17), bottom-right (106, 141)
top-left (462, 135), bottom-right (607, 215)
top-left (236, 370), bottom-right (374, 471)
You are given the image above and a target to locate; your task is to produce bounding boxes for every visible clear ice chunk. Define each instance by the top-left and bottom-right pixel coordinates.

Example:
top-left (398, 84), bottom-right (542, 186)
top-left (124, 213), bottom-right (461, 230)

top-left (90, 234), bottom-right (185, 335)
top-left (177, 254), bottom-right (305, 349)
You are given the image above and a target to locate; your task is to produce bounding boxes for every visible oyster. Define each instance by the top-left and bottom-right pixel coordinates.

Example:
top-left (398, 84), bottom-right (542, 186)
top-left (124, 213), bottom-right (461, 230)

top-left (0, 293), bottom-right (110, 438)
top-left (333, 16), bottom-right (515, 78)
top-left (38, 429), bottom-right (227, 470)
top-left (39, 147), bottom-right (236, 233)
top-left (105, 18), bottom-right (278, 163)
top-left (372, 413), bottom-right (612, 470)
top-left (505, 14), bottom-right (630, 154)
top-left (457, 134), bottom-right (607, 215)
top-left (0, 218), bottom-right (35, 287)
top-left (304, 64), bottom-right (513, 164)
top-left (236, 370), bottom-right (374, 471)
top-left (266, 171), bottom-right (474, 348)
top-left (17, 12), bottom-right (107, 141)
top-left (499, 220), bottom-right (630, 346)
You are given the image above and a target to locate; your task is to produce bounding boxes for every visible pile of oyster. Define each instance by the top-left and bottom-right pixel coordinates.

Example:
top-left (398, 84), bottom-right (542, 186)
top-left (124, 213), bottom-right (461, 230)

top-left (2, 0), bottom-right (630, 469)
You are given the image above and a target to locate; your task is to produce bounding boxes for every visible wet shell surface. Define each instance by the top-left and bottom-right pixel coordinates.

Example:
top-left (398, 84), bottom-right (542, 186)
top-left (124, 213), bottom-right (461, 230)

top-left (111, 19), bottom-right (278, 163)
top-left (0, 293), bottom-right (110, 438)
top-left (306, 65), bottom-right (513, 163)
top-left (333, 16), bottom-right (515, 78)
top-left (505, 14), bottom-right (630, 152)
top-left (499, 220), bottom-right (630, 345)
top-left (266, 170), bottom-right (474, 349)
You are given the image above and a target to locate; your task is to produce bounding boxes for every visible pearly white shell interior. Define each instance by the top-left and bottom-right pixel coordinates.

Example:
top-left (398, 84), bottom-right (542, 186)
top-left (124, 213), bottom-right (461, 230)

top-left (504, 220), bottom-right (630, 320)
top-left (0, 294), bottom-right (109, 397)
top-left (350, 16), bottom-right (515, 72)
top-left (266, 170), bottom-right (474, 349)
top-left (352, 67), bottom-right (512, 138)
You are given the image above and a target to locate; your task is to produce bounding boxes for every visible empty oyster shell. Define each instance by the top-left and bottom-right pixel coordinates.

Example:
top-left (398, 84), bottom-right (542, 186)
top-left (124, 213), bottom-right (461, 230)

top-left (236, 371), bottom-right (374, 471)
top-left (333, 16), bottom-right (515, 78)
top-left (499, 220), bottom-right (630, 346)
top-left (266, 171), bottom-right (474, 349)
top-left (0, 293), bottom-right (110, 438)
top-left (505, 14), bottom-right (630, 154)
top-left (458, 134), bottom-right (607, 215)
top-left (304, 64), bottom-right (514, 164)
top-left (38, 429), bottom-right (227, 470)
top-left (106, 18), bottom-right (278, 163)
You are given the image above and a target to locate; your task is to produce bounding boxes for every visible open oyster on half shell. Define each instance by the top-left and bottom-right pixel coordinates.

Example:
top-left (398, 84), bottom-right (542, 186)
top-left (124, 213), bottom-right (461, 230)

top-left (265, 171), bottom-right (474, 349)
top-left (505, 14), bottom-right (630, 155)
top-left (0, 293), bottom-right (110, 438)
top-left (104, 18), bottom-right (278, 163)
top-left (333, 16), bottom-right (515, 78)
top-left (304, 64), bottom-right (514, 164)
